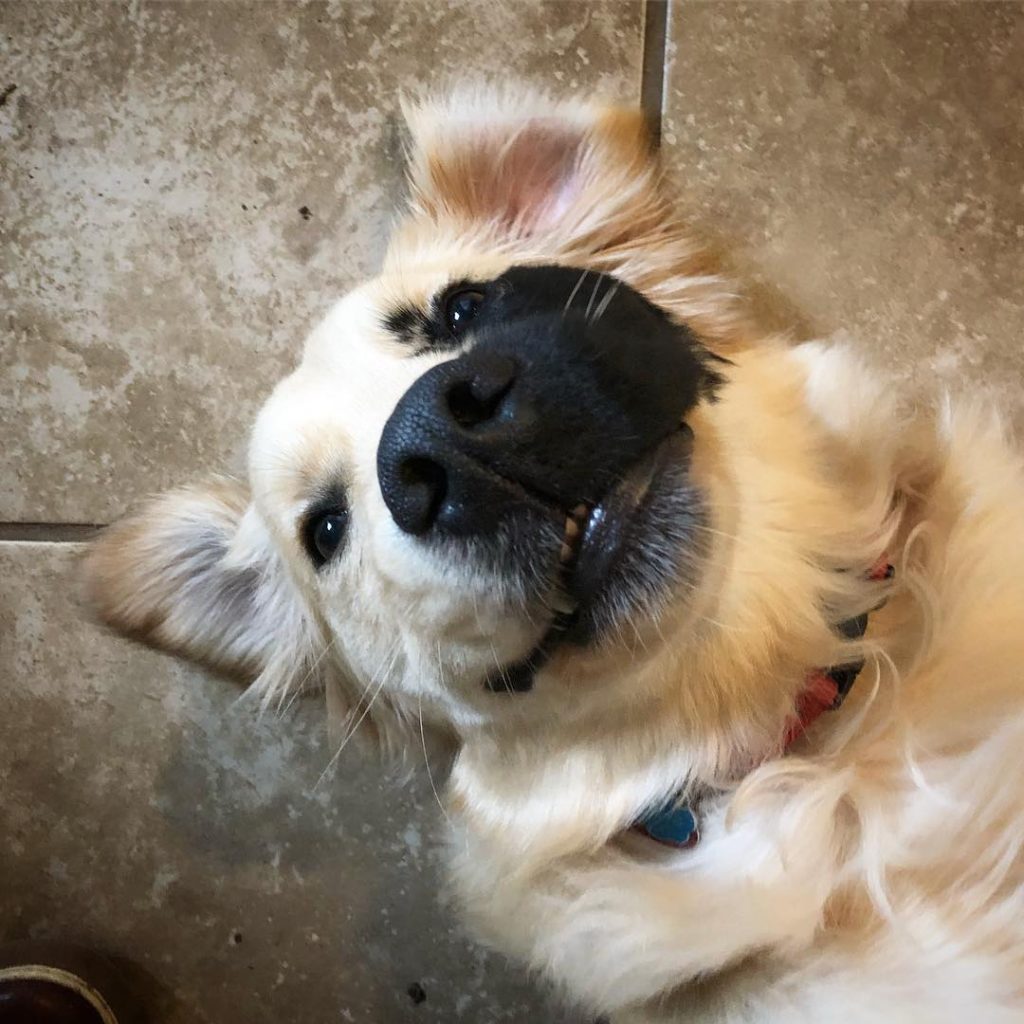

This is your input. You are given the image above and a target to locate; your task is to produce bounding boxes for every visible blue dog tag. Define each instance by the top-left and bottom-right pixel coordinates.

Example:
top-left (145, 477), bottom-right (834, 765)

top-left (634, 798), bottom-right (700, 848)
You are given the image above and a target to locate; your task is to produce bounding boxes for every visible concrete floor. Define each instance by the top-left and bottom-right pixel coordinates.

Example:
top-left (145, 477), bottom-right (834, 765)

top-left (1, 2), bottom-right (1022, 1022)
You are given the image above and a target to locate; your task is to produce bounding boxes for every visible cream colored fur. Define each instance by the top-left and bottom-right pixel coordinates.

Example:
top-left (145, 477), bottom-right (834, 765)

top-left (85, 87), bottom-right (1024, 1021)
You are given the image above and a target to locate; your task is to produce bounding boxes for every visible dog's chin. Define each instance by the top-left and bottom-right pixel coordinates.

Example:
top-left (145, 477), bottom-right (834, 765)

top-left (484, 425), bottom-right (706, 694)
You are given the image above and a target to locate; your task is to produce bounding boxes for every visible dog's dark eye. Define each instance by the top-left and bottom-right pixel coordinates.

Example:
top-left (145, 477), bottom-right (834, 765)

top-left (444, 288), bottom-right (485, 334)
top-left (304, 509), bottom-right (349, 569)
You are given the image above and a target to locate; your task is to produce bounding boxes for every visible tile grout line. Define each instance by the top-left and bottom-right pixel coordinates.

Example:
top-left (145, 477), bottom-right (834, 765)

top-left (640, 0), bottom-right (670, 148)
top-left (0, 523), bottom-right (106, 543)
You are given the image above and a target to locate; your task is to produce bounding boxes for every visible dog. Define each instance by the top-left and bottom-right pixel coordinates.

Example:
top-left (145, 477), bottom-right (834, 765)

top-left (85, 87), bottom-right (1024, 1022)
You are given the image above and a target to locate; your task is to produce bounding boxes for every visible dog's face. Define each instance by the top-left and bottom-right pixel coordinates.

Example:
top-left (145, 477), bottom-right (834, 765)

top-left (88, 90), bottom-right (860, 756)
top-left (248, 256), bottom-right (716, 727)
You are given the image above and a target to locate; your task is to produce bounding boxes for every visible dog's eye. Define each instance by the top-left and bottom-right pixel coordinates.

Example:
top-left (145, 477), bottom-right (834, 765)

top-left (444, 288), bottom-right (485, 334)
top-left (303, 509), bottom-right (349, 569)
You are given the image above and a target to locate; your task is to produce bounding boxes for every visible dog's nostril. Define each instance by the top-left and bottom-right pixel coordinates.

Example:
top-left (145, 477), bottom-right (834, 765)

top-left (445, 358), bottom-right (517, 428)
top-left (400, 456), bottom-right (444, 489)
top-left (377, 351), bottom-right (521, 536)
top-left (396, 456), bottom-right (447, 534)
top-left (447, 379), bottom-right (503, 427)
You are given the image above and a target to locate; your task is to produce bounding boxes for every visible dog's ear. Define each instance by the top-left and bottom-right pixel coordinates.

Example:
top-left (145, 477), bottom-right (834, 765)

top-left (85, 480), bottom-right (448, 760)
top-left (84, 479), bottom-right (317, 704)
top-left (398, 85), bottom-right (657, 246)
top-left (394, 86), bottom-right (742, 349)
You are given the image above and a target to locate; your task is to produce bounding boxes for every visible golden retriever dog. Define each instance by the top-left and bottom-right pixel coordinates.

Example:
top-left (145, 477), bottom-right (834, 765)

top-left (85, 88), bottom-right (1024, 1022)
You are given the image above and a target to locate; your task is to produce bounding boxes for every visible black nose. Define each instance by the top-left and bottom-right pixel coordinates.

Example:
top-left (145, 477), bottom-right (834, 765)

top-left (376, 265), bottom-right (711, 539)
top-left (377, 351), bottom-right (521, 535)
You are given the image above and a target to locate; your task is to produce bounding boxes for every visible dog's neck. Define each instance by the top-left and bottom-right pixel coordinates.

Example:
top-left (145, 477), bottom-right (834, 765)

top-left (446, 345), bottom-right (921, 864)
top-left (637, 556), bottom-right (893, 849)
top-left (450, 573), bottom-right (893, 857)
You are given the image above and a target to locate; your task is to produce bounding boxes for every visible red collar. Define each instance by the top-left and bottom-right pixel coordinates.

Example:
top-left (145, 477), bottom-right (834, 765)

top-left (634, 556), bottom-right (893, 850)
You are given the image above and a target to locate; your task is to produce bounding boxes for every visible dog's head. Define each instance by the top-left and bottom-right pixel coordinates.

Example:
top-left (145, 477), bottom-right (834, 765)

top-left (87, 89), bottom-right (891, 765)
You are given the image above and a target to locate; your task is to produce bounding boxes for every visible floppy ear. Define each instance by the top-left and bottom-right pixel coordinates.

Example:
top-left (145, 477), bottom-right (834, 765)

top-left (84, 479), bottom-right (318, 706)
top-left (85, 481), bottom-right (454, 761)
top-left (400, 85), bottom-right (655, 245)
top-left (394, 85), bottom-right (743, 350)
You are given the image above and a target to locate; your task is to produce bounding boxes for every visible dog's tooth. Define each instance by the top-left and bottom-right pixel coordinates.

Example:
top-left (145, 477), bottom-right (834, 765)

top-left (564, 517), bottom-right (580, 541)
top-left (572, 503), bottom-right (589, 521)
top-left (559, 541), bottom-right (574, 564)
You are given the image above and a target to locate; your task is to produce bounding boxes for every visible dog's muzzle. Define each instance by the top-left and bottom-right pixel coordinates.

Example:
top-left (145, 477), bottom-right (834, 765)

top-left (376, 266), bottom-right (710, 540)
top-left (376, 266), bottom-right (715, 690)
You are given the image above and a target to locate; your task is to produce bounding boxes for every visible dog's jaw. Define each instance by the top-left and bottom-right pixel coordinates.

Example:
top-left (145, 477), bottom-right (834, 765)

top-left (484, 424), bottom-right (706, 693)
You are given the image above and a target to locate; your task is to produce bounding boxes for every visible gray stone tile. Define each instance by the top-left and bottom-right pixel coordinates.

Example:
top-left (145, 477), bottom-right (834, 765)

top-left (0, 542), bottom-right (585, 1023)
top-left (663, 1), bottom-right (1024, 421)
top-left (0, 0), bottom-right (644, 523)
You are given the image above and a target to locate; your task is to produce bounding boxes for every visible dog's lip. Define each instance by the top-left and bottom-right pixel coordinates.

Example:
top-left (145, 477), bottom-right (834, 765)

top-left (559, 423), bottom-right (694, 644)
top-left (484, 424), bottom-right (694, 692)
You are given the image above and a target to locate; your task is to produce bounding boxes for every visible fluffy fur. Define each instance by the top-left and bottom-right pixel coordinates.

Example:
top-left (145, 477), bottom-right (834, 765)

top-left (85, 86), bottom-right (1024, 1021)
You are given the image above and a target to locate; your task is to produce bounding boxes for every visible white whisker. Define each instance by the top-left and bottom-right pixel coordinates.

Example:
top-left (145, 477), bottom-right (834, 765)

top-left (283, 638), bottom-right (336, 713)
top-left (563, 268), bottom-right (589, 316)
top-left (419, 685), bottom-right (452, 826)
top-left (584, 273), bottom-right (603, 321)
top-left (314, 642), bottom-right (398, 789)
top-left (590, 279), bottom-right (620, 325)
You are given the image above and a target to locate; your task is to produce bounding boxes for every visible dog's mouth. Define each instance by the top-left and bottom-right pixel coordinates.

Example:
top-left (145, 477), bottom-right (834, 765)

top-left (484, 424), bottom-right (698, 693)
